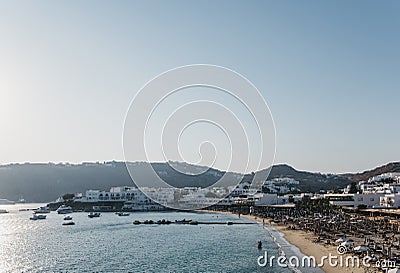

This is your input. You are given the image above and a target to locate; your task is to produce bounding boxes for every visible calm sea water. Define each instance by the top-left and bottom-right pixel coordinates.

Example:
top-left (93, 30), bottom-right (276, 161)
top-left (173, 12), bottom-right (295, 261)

top-left (0, 204), bottom-right (293, 273)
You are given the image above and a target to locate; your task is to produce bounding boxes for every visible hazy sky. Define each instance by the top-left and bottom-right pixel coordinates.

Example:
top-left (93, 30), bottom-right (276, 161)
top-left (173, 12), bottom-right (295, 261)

top-left (0, 1), bottom-right (399, 173)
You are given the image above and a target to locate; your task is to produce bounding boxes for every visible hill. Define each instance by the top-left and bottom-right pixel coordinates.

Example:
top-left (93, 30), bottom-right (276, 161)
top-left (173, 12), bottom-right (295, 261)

top-left (266, 164), bottom-right (351, 192)
top-left (0, 161), bottom-right (398, 202)
top-left (345, 162), bottom-right (400, 182)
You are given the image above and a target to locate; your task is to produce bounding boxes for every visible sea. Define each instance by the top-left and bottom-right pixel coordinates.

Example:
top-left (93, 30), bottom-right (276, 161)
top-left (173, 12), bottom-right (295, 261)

top-left (0, 204), bottom-right (322, 273)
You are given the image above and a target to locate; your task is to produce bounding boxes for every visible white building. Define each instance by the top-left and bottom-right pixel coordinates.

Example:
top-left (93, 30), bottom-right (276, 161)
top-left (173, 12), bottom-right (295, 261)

top-left (254, 193), bottom-right (314, 206)
top-left (254, 194), bottom-right (278, 206)
top-left (370, 173), bottom-right (400, 183)
top-left (380, 194), bottom-right (400, 208)
top-left (324, 193), bottom-right (383, 208)
top-left (230, 182), bottom-right (258, 196)
top-left (263, 177), bottom-right (300, 194)
top-left (76, 186), bottom-right (154, 204)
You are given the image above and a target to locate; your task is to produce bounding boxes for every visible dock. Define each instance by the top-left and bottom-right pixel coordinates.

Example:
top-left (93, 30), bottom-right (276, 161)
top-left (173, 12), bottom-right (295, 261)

top-left (132, 219), bottom-right (257, 225)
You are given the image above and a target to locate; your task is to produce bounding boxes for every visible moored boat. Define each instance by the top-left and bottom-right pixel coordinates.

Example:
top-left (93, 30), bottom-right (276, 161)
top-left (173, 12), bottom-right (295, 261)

top-left (117, 212), bottom-right (130, 216)
top-left (88, 212), bottom-right (101, 218)
top-left (30, 214), bottom-right (46, 220)
top-left (56, 205), bottom-right (73, 214)
top-left (62, 221), bottom-right (75, 225)
top-left (174, 219), bottom-right (191, 224)
top-left (64, 216), bottom-right (73, 221)
top-left (0, 198), bottom-right (15, 205)
top-left (156, 219), bottom-right (171, 225)
top-left (34, 206), bottom-right (50, 214)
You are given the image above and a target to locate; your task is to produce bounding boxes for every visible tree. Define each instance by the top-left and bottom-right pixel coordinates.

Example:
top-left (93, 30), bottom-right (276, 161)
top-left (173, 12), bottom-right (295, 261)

top-left (62, 193), bottom-right (75, 201)
top-left (348, 182), bottom-right (358, 194)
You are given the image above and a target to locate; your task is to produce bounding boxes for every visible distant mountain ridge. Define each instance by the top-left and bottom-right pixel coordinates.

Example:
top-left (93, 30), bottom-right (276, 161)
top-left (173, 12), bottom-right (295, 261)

top-left (0, 161), bottom-right (398, 202)
top-left (345, 162), bottom-right (400, 182)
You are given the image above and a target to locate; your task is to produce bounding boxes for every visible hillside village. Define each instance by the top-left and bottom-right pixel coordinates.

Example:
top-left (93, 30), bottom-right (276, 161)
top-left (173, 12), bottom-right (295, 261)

top-left (51, 171), bottom-right (400, 211)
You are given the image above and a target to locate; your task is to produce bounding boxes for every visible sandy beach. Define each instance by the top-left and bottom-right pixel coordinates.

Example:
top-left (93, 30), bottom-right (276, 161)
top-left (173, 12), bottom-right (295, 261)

top-left (272, 223), bottom-right (366, 273)
top-left (198, 210), bottom-right (373, 273)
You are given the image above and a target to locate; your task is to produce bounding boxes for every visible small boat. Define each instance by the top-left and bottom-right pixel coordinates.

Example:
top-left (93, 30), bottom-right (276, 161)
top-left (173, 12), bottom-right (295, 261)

top-left (143, 220), bottom-right (154, 224)
top-left (0, 198), bottom-right (15, 205)
top-left (188, 220), bottom-right (198, 225)
top-left (0, 209), bottom-right (8, 214)
top-left (30, 214), bottom-right (46, 220)
top-left (34, 207), bottom-right (50, 214)
top-left (88, 212), bottom-right (101, 218)
top-left (156, 219), bottom-right (171, 225)
top-left (175, 219), bottom-right (191, 224)
top-left (133, 220), bottom-right (141, 225)
top-left (62, 221), bottom-right (75, 226)
top-left (56, 205), bottom-right (73, 214)
top-left (64, 216), bottom-right (73, 221)
top-left (117, 212), bottom-right (130, 217)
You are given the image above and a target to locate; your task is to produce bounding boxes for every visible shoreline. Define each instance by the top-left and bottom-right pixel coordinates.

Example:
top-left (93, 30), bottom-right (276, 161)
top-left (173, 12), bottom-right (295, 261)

top-left (197, 210), bottom-right (370, 273)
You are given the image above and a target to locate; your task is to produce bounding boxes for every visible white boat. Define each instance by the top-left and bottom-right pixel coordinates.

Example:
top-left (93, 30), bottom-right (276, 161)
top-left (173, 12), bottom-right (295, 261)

top-left (0, 198), bottom-right (15, 205)
top-left (30, 214), bottom-right (47, 220)
top-left (117, 212), bottom-right (130, 216)
top-left (0, 209), bottom-right (8, 214)
top-left (64, 216), bottom-right (73, 220)
top-left (56, 205), bottom-right (73, 214)
top-left (88, 212), bottom-right (101, 218)
top-left (34, 207), bottom-right (50, 214)
top-left (62, 221), bottom-right (75, 226)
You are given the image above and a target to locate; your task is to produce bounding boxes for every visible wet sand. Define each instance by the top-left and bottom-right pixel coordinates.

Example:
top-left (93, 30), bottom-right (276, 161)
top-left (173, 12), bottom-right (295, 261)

top-left (198, 210), bottom-right (373, 273)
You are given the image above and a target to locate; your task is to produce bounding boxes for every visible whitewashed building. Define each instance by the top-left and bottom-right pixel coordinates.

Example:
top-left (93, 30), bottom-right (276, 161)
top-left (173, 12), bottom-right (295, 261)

top-left (75, 186), bottom-right (154, 203)
top-left (263, 177), bottom-right (300, 194)
top-left (370, 173), bottom-right (400, 183)
top-left (230, 182), bottom-right (258, 197)
top-left (380, 194), bottom-right (400, 208)
top-left (324, 193), bottom-right (383, 208)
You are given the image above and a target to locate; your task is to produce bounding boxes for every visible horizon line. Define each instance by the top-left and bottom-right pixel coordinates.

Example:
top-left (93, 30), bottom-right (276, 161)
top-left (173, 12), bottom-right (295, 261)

top-left (0, 160), bottom-right (398, 176)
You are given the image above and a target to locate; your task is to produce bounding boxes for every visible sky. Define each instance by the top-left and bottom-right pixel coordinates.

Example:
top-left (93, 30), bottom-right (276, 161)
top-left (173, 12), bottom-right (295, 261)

top-left (0, 1), bottom-right (399, 173)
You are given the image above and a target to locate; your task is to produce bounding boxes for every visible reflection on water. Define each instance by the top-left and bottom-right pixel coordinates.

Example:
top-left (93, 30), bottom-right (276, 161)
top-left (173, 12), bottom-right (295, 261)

top-left (0, 204), bottom-right (289, 273)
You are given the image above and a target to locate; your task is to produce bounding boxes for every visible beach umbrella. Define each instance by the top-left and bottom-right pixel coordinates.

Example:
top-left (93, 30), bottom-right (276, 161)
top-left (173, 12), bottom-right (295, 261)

top-left (353, 245), bottom-right (369, 252)
top-left (341, 240), bottom-right (354, 247)
top-left (335, 237), bottom-right (349, 243)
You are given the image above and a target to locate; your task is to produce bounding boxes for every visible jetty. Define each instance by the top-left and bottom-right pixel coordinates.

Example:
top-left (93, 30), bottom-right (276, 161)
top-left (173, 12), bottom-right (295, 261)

top-left (132, 219), bottom-right (256, 226)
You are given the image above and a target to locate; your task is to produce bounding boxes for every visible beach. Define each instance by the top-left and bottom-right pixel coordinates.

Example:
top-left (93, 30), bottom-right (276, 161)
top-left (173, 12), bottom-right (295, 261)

top-left (199, 209), bottom-right (374, 273)
top-left (272, 224), bottom-right (365, 273)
